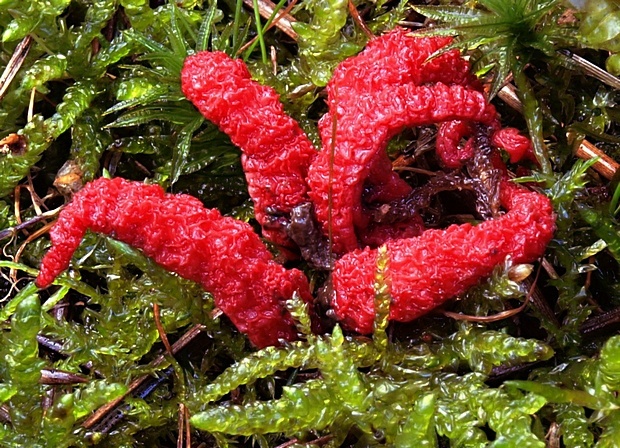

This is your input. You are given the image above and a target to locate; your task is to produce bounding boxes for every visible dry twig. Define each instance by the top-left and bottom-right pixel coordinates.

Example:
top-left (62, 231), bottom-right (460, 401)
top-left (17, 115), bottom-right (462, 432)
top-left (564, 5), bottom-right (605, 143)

top-left (82, 324), bottom-right (205, 430)
top-left (242, 0), bottom-right (297, 39)
top-left (0, 35), bottom-right (32, 100)
top-left (498, 83), bottom-right (619, 180)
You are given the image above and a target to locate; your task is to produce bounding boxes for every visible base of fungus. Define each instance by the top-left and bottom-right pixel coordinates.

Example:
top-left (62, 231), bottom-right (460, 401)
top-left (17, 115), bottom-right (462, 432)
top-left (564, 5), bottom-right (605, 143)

top-left (330, 181), bottom-right (556, 334)
top-left (36, 177), bottom-right (315, 348)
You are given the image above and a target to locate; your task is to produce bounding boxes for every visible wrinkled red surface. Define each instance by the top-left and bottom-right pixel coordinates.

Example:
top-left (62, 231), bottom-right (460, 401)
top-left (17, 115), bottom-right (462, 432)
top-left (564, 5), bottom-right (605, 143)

top-left (436, 120), bottom-right (476, 168)
top-left (37, 30), bottom-right (558, 347)
top-left (36, 177), bottom-right (313, 348)
top-left (181, 51), bottom-right (317, 248)
top-left (306, 29), bottom-right (497, 254)
top-left (492, 127), bottom-right (537, 164)
top-left (325, 28), bottom-right (477, 94)
top-left (331, 181), bottom-right (556, 334)
top-left (436, 122), bottom-right (536, 169)
top-left (308, 82), bottom-right (497, 254)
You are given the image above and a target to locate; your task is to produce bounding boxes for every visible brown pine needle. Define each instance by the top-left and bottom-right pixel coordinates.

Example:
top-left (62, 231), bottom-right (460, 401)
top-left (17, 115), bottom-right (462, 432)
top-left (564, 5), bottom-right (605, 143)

top-left (574, 139), bottom-right (620, 181)
top-left (0, 35), bottom-right (32, 100)
top-left (580, 307), bottom-right (620, 336)
top-left (497, 83), bottom-right (523, 113)
top-left (176, 406), bottom-right (184, 448)
top-left (242, 0), bottom-right (297, 39)
top-left (498, 83), bottom-right (619, 180)
top-left (11, 221), bottom-right (55, 282)
top-left (559, 49), bottom-right (620, 91)
top-left (236, 0), bottom-right (299, 55)
top-left (0, 206), bottom-right (62, 242)
top-left (82, 324), bottom-right (205, 430)
top-left (39, 368), bottom-right (89, 385)
top-left (348, 0), bottom-right (374, 39)
top-left (153, 302), bottom-right (173, 356)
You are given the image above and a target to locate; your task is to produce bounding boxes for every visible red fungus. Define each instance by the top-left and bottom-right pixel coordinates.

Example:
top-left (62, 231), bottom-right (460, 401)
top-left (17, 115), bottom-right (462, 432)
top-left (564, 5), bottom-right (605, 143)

top-left (36, 177), bottom-right (313, 348)
top-left (181, 51), bottom-right (317, 249)
top-left (37, 29), bottom-right (557, 347)
top-left (308, 82), bottom-right (497, 254)
top-left (306, 29), bottom-right (497, 254)
top-left (330, 180), bottom-right (555, 334)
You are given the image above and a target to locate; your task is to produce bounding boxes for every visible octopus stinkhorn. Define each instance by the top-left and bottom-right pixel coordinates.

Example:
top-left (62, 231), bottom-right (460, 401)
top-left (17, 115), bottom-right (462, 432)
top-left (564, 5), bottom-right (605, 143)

top-left (36, 28), bottom-right (555, 348)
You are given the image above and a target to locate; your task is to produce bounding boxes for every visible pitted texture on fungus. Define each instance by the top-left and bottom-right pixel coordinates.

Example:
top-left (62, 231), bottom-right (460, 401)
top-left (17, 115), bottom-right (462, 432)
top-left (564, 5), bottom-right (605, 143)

top-left (437, 122), bottom-right (536, 169)
top-left (36, 177), bottom-right (313, 348)
top-left (308, 82), bottom-right (497, 254)
top-left (330, 181), bottom-right (556, 334)
top-left (326, 29), bottom-right (478, 95)
top-left (305, 28), bottom-right (497, 255)
top-left (436, 120), bottom-right (478, 169)
top-left (314, 29), bottom-right (476, 234)
top-left (492, 127), bottom-right (537, 164)
top-left (37, 29), bottom-right (557, 347)
top-left (181, 51), bottom-right (317, 248)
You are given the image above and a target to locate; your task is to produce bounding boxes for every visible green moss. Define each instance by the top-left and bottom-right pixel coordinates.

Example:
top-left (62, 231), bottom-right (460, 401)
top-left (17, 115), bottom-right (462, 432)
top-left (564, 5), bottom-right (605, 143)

top-left (2, 0), bottom-right (620, 446)
top-left (293, 0), bottom-right (362, 86)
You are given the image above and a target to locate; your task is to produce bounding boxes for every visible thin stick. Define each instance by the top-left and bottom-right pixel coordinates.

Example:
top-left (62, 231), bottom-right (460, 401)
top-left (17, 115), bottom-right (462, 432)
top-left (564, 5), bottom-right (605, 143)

top-left (153, 303), bottom-right (174, 356)
top-left (0, 405), bottom-right (11, 425)
top-left (0, 206), bottom-right (63, 241)
top-left (575, 139), bottom-right (620, 180)
top-left (237, 0), bottom-right (299, 56)
top-left (28, 87), bottom-right (36, 122)
top-left (525, 277), bottom-right (560, 327)
top-left (580, 306), bottom-right (620, 335)
top-left (177, 403), bottom-right (185, 448)
top-left (40, 368), bottom-right (89, 385)
top-left (11, 221), bottom-right (55, 282)
top-left (82, 324), bottom-right (205, 429)
top-left (348, 0), bottom-right (374, 39)
top-left (499, 83), bottom-right (619, 180)
top-left (243, 0), bottom-right (297, 39)
top-left (497, 83), bottom-right (523, 113)
top-left (184, 404), bottom-right (191, 448)
top-left (559, 49), bottom-right (620, 91)
top-left (13, 185), bottom-right (22, 227)
top-left (0, 35), bottom-right (32, 100)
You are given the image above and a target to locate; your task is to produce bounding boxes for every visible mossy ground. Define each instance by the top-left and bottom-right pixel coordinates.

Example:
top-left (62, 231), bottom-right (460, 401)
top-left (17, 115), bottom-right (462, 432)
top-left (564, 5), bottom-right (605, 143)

top-left (2, 0), bottom-right (620, 446)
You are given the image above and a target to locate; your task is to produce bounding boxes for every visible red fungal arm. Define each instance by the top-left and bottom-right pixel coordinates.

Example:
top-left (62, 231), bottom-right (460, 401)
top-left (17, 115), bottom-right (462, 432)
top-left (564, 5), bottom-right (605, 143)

top-left (330, 182), bottom-right (555, 334)
top-left (317, 29), bottom-right (480, 221)
top-left (308, 83), bottom-right (497, 254)
top-left (327, 28), bottom-right (476, 96)
top-left (437, 123), bottom-right (537, 169)
top-left (306, 29), bottom-right (497, 254)
top-left (181, 51), bottom-right (317, 248)
top-left (436, 120), bottom-right (476, 168)
top-left (492, 127), bottom-right (537, 164)
top-left (323, 29), bottom-right (481, 187)
top-left (36, 178), bottom-right (313, 348)
top-left (318, 29), bottom-right (474, 224)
